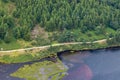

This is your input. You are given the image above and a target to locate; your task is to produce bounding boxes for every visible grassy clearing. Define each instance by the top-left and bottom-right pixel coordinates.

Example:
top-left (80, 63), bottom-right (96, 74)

top-left (0, 39), bottom-right (33, 50)
top-left (0, 41), bottom-right (21, 50)
top-left (11, 60), bottom-right (67, 80)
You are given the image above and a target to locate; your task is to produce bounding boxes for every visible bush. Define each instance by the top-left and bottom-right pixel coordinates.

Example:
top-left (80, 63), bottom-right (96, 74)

top-left (23, 33), bottom-right (31, 41)
top-left (0, 39), bottom-right (3, 43)
top-left (1, 0), bottom-right (9, 3)
top-left (0, 9), bottom-right (5, 17)
top-left (57, 30), bottom-right (77, 43)
top-left (35, 36), bottom-right (50, 46)
top-left (4, 32), bottom-right (14, 43)
top-left (3, 16), bottom-right (15, 28)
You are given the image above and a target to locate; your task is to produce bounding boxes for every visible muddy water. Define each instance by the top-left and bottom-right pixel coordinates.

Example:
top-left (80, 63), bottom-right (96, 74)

top-left (59, 48), bottom-right (120, 80)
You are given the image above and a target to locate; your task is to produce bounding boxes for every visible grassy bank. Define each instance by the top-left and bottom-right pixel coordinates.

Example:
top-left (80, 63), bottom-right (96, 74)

top-left (0, 41), bottom-right (108, 63)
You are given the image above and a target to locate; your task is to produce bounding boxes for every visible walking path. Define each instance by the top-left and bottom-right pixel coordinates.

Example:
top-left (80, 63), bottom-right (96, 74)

top-left (0, 39), bottom-right (107, 53)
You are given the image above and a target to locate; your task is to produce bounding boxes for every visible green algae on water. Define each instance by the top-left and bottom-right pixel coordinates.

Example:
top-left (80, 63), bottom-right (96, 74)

top-left (11, 60), bottom-right (67, 80)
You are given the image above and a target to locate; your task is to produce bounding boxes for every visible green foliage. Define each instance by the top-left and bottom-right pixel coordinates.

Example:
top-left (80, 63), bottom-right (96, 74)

top-left (3, 15), bottom-right (15, 28)
top-left (35, 36), bottom-right (50, 46)
top-left (101, 0), bottom-right (120, 9)
top-left (3, 0), bottom-right (118, 32)
top-left (57, 30), bottom-right (77, 42)
top-left (1, 0), bottom-right (9, 3)
top-left (0, 23), bottom-right (8, 39)
top-left (4, 32), bottom-right (14, 43)
top-left (0, 9), bottom-right (5, 17)
top-left (13, 26), bottom-right (31, 41)
top-left (12, 0), bottom-right (120, 32)
top-left (50, 28), bottom-right (114, 43)
top-left (107, 30), bottom-right (120, 45)
top-left (0, 0), bottom-right (120, 43)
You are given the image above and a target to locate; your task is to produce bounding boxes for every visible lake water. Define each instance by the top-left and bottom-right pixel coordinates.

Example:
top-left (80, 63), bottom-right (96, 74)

top-left (0, 63), bottom-right (25, 80)
top-left (1, 48), bottom-right (120, 80)
top-left (59, 48), bottom-right (120, 80)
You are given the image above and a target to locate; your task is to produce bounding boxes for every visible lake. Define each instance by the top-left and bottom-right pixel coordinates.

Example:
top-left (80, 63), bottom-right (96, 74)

top-left (1, 48), bottom-right (120, 80)
top-left (59, 48), bottom-right (120, 80)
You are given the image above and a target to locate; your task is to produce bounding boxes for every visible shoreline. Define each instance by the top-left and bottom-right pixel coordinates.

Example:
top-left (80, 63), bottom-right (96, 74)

top-left (57, 45), bottom-right (120, 58)
top-left (0, 38), bottom-right (119, 63)
top-left (0, 39), bottom-right (107, 56)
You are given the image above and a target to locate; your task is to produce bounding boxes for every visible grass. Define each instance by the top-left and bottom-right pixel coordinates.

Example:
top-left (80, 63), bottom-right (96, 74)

top-left (0, 39), bottom-right (33, 50)
top-left (0, 39), bottom-right (108, 64)
top-left (0, 41), bottom-right (21, 50)
top-left (11, 60), bottom-right (67, 80)
top-left (0, 50), bottom-right (50, 63)
top-left (0, 54), bottom-right (35, 63)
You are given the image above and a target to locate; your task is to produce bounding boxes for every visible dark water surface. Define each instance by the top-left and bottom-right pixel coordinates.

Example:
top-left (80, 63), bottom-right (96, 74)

top-left (0, 63), bottom-right (25, 80)
top-left (59, 48), bottom-right (120, 80)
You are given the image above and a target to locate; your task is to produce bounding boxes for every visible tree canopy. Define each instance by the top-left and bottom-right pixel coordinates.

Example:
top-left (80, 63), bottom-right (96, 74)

top-left (0, 0), bottom-right (120, 42)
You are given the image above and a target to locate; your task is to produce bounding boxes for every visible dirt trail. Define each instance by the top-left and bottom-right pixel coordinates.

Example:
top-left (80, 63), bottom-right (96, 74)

top-left (0, 39), bottom-right (107, 56)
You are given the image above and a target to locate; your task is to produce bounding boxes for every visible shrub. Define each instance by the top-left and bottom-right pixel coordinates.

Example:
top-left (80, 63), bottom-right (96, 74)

top-left (4, 32), bottom-right (14, 43)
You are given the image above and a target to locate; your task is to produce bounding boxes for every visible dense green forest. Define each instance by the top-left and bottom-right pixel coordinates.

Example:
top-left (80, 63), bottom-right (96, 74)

top-left (0, 0), bottom-right (120, 48)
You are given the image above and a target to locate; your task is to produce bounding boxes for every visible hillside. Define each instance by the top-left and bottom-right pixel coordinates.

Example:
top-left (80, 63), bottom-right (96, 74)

top-left (0, 0), bottom-right (120, 50)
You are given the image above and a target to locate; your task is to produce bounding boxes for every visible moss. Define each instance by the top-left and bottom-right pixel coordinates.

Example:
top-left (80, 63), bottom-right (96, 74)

top-left (11, 60), bottom-right (67, 80)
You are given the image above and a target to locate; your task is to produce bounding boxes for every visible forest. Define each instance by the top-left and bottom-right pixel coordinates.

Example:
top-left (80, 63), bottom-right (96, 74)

top-left (0, 0), bottom-right (120, 48)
